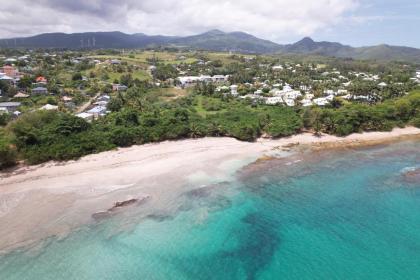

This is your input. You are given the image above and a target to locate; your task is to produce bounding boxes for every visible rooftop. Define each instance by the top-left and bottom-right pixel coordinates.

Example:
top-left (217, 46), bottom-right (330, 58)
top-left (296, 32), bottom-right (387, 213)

top-left (0, 102), bottom-right (21, 107)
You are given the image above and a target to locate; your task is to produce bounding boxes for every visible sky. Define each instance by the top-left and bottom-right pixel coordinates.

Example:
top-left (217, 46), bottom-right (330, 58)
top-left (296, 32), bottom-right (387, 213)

top-left (0, 0), bottom-right (419, 47)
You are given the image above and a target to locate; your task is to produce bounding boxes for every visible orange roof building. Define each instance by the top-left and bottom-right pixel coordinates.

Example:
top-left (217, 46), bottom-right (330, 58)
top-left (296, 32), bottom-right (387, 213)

top-left (35, 76), bottom-right (48, 84)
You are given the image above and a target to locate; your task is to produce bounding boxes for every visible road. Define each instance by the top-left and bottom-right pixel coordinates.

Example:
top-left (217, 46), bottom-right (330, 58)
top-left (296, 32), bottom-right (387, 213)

top-left (76, 92), bottom-right (100, 113)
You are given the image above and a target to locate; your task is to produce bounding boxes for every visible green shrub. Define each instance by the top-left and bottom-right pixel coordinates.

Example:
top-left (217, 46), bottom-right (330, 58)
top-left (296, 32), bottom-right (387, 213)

top-left (0, 130), bottom-right (17, 169)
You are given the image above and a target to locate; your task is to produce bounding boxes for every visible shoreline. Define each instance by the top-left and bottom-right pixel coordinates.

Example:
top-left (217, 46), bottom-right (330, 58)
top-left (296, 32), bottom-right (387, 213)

top-left (0, 127), bottom-right (419, 253)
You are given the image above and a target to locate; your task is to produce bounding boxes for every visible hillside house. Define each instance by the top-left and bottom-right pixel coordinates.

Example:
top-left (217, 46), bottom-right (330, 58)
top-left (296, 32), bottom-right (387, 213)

top-left (266, 97), bottom-right (283, 105)
top-left (87, 106), bottom-right (107, 117)
top-left (13, 92), bottom-right (30, 98)
top-left (229, 85), bottom-right (239, 97)
top-left (300, 99), bottom-right (313, 107)
top-left (0, 102), bottom-right (21, 112)
top-left (110, 59), bottom-right (121, 65)
top-left (76, 112), bottom-right (94, 121)
top-left (212, 75), bottom-right (229, 83)
top-left (40, 104), bottom-right (58, 110)
top-left (313, 98), bottom-right (329, 106)
top-left (1, 65), bottom-right (17, 78)
top-left (35, 76), bottom-right (48, 84)
top-left (32, 87), bottom-right (48, 95)
top-left (0, 74), bottom-right (14, 83)
top-left (112, 84), bottom-right (128, 91)
top-left (284, 99), bottom-right (295, 107)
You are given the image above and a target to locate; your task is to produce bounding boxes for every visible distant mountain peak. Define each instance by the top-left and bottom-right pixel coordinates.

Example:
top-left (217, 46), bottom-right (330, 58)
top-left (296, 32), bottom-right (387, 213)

top-left (202, 29), bottom-right (225, 36)
top-left (299, 37), bottom-right (315, 43)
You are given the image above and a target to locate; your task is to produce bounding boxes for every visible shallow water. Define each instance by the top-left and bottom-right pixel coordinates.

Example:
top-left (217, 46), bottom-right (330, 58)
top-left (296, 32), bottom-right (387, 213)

top-left (1, 141), bottom-right (420, 279)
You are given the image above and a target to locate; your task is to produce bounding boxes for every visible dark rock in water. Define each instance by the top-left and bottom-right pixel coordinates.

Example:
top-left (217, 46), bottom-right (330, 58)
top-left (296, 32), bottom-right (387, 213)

top-left (402, 168), bottom-right (420, 183)
top-left (185, 182), bottom-right (230, 198)
top-left (112, 199), bottom-right (138, 209)
top-left (92, 196), bottom-right (150, 220)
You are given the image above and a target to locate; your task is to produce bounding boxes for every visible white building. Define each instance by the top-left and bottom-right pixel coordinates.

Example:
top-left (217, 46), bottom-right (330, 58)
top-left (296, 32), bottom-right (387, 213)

top-left (212, 75), bottom-right (229, 83)
top-left (230, 85), bottom-right (239, 97)
top-left (177, 75), bottom-right (229, 87)
top-left (284, 90), bottom-right (302, 100)
top-left (324, 89), bottom-right (335, 96)
top-left (337, 89), bottom-right (348, 95)
top-left (326, 95), bottom-right (335, 101)
top-left (76, 112), bottom-right (94, 121)
top-left (284, 99), bottom-right (295, 107)
top-left (40, 104), bottom-right (58, 111)
top-left (300, 85), bottom-right (311, 92)
top-left (300, 99), bottom-right (313, 107)
top-left (304, 94), bottom-right (314, 100)
top-left (265, 97), bottom-right (283, 105)
top-left (313, 98), bottom-right (329, 106)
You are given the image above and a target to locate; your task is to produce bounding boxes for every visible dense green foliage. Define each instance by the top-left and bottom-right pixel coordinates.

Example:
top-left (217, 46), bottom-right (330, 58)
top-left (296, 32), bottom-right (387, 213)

top-left (0, 129), bottom-right (17, 169)
top-left (1, 76), bottom-right (419, 169)
top-left (304, 91), bottom-right (420, 136)
top-left (9, 111), bottom-right (114, 164)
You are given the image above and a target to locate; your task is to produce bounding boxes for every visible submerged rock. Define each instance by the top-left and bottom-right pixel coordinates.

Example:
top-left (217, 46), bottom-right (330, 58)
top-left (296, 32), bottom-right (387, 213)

top-left (402, 167), bottom-right (420, 183)
top-left (92, 195), bottom-right (150, 220)
top-left (112, 199), bottom-right (138, 210)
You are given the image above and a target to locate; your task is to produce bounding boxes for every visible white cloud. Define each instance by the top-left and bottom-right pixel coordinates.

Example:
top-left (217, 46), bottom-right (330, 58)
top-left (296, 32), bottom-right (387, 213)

top-left (0, 0), bottom-right (360, 42)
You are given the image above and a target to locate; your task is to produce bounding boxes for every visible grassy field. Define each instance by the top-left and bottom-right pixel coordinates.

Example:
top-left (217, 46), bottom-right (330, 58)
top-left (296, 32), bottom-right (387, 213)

top-left (89, 51), bottom-right (197, 65)
top-left (206, 52), bottom-right (256, 64)
top-left (148, 87), bottom-right (190, 101)
top-left (88, 50), bottom-right (254, 66)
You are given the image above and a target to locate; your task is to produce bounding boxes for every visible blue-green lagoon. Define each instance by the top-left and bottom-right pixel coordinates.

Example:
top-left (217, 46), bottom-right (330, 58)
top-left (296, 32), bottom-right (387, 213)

top-left (1, 140), bottom-right (420, 279)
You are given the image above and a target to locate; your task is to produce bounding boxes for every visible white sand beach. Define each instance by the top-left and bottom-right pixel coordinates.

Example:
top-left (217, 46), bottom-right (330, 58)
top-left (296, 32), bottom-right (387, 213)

top-left (0, 127), bottom-right (419, 253)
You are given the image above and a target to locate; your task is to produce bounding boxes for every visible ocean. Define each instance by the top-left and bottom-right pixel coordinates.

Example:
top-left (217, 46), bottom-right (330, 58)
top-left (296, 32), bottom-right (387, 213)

top-left (1, 140), bottom-right (420, 279)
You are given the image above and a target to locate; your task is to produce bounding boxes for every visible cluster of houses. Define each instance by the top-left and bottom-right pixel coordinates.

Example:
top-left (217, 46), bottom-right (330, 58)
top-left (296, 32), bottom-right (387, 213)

top-left (177, 75), bottom-right (229, 87)
top-left (0, 65), bottom-right (21, 88)
top-left (221, 84), bottom-right (349, 107)
top-left (0, 100), bottom-right (59, 117)
top-left (0, 52), bottom-right (130, 121)
top-left (175, 59), bottom-right (419, 107)
top-left (75, 95), bottom-right (111, 121)
top-left (0, 62), bottom-right (49, 96)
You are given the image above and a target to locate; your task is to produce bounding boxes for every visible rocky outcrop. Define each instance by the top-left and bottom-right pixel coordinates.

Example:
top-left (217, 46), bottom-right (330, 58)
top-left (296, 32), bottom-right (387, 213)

top-left (92, 195), bottom-right (150, 220)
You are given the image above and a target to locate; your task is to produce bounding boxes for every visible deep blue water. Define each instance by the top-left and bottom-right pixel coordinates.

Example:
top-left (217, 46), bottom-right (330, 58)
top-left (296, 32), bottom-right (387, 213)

top-left (1, 140), bottom-right (420, 279)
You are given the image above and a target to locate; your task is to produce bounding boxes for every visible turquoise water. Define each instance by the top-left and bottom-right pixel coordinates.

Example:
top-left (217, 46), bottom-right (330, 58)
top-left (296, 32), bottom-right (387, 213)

top-left (1, 141), bottom-right (420, 279)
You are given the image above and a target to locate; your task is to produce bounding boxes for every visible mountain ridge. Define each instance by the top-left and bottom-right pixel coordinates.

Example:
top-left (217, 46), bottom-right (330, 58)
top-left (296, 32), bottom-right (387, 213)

top-left (1, 30), bottom-right (420, 62)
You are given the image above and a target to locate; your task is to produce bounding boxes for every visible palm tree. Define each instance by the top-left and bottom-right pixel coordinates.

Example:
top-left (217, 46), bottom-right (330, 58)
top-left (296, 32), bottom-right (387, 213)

top-left (208, 121), bottom-right (223, 136)
top-left (189, 123), bottom-right (201, 138)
